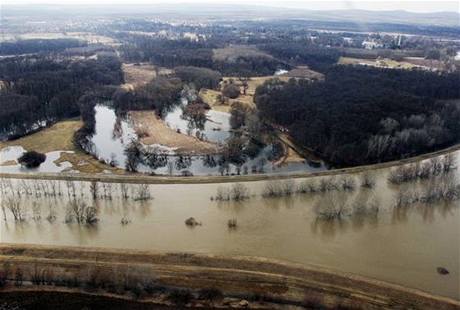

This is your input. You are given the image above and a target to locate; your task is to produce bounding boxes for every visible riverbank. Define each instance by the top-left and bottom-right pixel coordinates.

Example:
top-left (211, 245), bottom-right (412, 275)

top-left (1, 143), bottom-right (458, 184)
top-left (0, 244), bottom-right (458, 309)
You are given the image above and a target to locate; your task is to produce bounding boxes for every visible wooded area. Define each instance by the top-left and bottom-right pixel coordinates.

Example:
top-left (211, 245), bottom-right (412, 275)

top-left (255, 66), bottom-right (460, 166)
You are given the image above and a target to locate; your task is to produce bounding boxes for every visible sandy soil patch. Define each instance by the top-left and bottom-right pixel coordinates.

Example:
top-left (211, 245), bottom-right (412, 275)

top-left (129, 110), bottom-right (220, 155)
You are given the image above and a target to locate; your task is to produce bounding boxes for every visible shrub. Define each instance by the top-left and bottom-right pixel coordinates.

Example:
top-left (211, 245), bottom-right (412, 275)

top-left (0, 270), bottom-right (7, 287)
top-left (18, 151), bottom-right (46, 168)
top-left (360, 173), bottom-right (376, 188)
top-left (198, 288), bottom-right (223, 301)
top-left (168, 289), bottom-right (193, 305)
top-left (339, 176), bottom-right (356, 191)
top-left (262, 180), bottom-right (283, 197)
top-left (227, 218), bottom-right (237, 229)
top-left (222, 84), bottom-right (240, 99)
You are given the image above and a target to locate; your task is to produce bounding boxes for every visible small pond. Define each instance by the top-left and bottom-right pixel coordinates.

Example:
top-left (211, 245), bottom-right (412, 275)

top-left (0, 146), bottom-right (73, 174)
top-left (84, 103), bottom-right (326, 176)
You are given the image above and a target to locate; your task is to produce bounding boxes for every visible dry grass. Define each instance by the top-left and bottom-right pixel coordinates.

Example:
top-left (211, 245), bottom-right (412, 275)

top-left (122, 63), bottom-right (157, 89)
top-left (338, 57), bottom-right (419, 70)
top-left (54, 152), bottom-right (123, 174)
top-left (280, 66), bottom-right (324, 80)
top-left (0, 120), bottom-right (82, 153)
top-left (129, 110), bottom-right (220, 155)
top-left (199, 89), bottom-right (231, 112)
top-left (212, 45), bottom-right (273, 62)
top-left (0, 120), bottom-right (120, 174)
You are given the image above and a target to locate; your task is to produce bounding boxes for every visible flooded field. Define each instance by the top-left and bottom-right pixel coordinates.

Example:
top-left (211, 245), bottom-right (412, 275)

top-left (0, 146), bottom-right (73, 174)
top-left (83, 104), bottom-right (325, 176)
top-left (1, 150), bottom-right (459, 299)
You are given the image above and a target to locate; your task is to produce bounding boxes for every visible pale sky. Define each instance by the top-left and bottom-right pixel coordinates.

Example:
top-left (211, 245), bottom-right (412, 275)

top-left (2, 1), bottom-right (459, 13)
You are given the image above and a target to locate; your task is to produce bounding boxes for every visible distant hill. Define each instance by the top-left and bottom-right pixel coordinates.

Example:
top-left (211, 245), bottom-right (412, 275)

top-left (3, 4), bottom-right (459, 27)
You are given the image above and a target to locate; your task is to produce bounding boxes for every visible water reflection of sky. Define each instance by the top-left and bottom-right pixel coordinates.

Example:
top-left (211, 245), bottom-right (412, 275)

top-left (164, 104), bottom-right (231, 143)
top-left (87, 104), bottom-right (326, 176)
top-left (0, 146), bottom-right (73, 173)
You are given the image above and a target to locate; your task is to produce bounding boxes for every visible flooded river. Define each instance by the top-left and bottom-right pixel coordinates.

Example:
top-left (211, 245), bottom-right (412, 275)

top-left (1, 150), bottom-right (459, 299)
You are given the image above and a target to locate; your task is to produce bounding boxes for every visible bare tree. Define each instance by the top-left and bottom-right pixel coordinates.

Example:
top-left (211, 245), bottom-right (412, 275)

top-left (262, 180), bottom-right (283, 197)
top-left (297, 180), bottom-right (318, 194)
top-left (134, 184), bottom-right (151, 201)
top-left (89, 181), bottom-right (99, 200)
top-left (442, 154), bottom-right (456, 174)
top-left (230, 183), bottom-right (249, 201)
top-left (227, 218), bottom-right (238, 229)
top-left (360, 173), bottom-right (376, 189)
top-left (6, 198), bottom-right (25, 222)
top-left (340, 176), bottom-right (356, 191)
top-left (120, 183), bottom-right (129, 200)
top-left (65, 199), bottom-right (98, 224)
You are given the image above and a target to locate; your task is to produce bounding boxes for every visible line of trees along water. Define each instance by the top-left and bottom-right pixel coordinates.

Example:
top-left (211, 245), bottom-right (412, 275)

top-left (0, 55), bottom-right (124, 139)
top-left (255, 65), bottom-right (460, 167)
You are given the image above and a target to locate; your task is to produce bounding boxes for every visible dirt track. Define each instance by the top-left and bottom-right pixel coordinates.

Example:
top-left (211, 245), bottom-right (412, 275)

top-left (0, 244), bottom-right (458, 309)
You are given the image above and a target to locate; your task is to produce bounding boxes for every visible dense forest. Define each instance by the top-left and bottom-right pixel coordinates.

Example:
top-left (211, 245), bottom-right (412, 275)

top-left (119, 37), bottom-right (287, 76)
top-left (259, 43), bottom-right (340, 72)
top-left (0, 38), bottom-right (86, 55)
top-left (255, 65), bottom-right (460, 166)
top-left (0, 54), bottom-right (123, 138)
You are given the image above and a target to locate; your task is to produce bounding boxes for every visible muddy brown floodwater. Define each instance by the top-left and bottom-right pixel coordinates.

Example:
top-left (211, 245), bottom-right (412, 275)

top-left (0, 151), bottom-right (459, 300)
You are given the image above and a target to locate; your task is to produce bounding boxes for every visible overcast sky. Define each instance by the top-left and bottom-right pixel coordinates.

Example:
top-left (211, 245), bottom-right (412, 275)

top-left (2, 1), bottom-right (459, 13)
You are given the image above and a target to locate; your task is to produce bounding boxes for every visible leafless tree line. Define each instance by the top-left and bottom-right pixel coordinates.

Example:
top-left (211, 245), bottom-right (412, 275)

top-left (65, 199), bottom-right (98, 225)
top-left (0, 178), bottom-right (153, 203)
top-left (213, 183), bottom-right (250, 201)
top-left (262, 175), bottom-right (370, 198)
top-left (314, 192), bottom-right (380, 221)
top-left (388, 154), bottom-right (456, 185)
top-left (394, 178), bottom-right (460, 208)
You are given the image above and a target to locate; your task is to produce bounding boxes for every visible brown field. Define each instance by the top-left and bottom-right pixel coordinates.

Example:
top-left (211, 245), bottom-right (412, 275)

top-left (129, 110), bottom-right (220, 155)
top-left (121, 63), bottom-right (157, 89)
top-left (280, 66), bottom-right (325, 80)
top-left (404, 57), bottom-right (446, 71)
top-left (0, 120), bottom-right (82, 153)
top-left (1, 244), bottom-right (457, 310)
top-left (338, 56), bottom-right (420, 70)
top-left (212, 45), bottom-right (273, 62)
top-left (122, 63), bottom-right (173, 90)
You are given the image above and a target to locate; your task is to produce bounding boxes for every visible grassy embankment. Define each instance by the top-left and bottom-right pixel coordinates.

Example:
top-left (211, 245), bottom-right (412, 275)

top-left (0, 244), bottom-right (458, 309)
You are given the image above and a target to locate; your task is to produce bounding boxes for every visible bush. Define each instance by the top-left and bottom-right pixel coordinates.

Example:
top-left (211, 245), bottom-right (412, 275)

top-left (18, 151), bottom-right (46, 168)
top-left (168, 289), bottom-right (193, 305)
top-left (360, 173), bottom-right (376, 188)
top-left (222, 83), bottom-right (240, 99)
top-left (198, 288), bottom-right (223, 301)
top-left (0, 270), bottom-right (7, 287)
